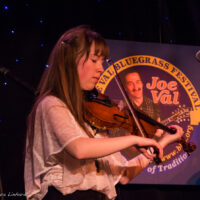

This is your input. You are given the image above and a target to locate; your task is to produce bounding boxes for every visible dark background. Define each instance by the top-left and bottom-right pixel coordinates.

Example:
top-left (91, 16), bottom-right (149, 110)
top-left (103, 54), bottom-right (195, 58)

top-left (0, 0), bottom-right (200, 199)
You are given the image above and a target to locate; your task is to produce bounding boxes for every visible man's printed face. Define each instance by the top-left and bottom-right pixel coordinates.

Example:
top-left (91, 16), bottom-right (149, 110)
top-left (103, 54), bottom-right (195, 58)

top-left (125, 72), bottom-right (143, 100)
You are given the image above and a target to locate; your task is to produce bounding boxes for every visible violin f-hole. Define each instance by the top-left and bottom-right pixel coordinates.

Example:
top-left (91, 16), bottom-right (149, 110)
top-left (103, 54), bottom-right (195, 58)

top-left (113, 114), bottom-right (128, 120)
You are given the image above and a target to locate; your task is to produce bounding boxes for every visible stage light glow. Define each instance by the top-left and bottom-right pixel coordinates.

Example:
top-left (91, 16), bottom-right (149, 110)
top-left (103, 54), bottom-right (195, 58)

top-left (4, 5), bottom-right (8, 10)
top-left (118, 32), bottom-right (122, 37)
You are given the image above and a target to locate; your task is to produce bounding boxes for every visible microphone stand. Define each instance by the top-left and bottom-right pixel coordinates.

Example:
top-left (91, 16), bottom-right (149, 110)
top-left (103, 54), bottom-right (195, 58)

top-left (0, 66), bottom-right (36, 95)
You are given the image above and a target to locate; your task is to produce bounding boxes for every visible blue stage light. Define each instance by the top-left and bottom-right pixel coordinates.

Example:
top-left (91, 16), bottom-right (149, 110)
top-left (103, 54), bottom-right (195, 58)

top-left (4, 5), bottom-right (8, 10)
top-left (118, 32), bottom-right (122, 37)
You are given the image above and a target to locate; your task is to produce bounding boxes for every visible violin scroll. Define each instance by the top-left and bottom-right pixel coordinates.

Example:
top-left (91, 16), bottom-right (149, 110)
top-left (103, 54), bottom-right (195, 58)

top-left (168, 126), bottom-right (196, 155)
top-left (179, 137), bottom-right (196, 155)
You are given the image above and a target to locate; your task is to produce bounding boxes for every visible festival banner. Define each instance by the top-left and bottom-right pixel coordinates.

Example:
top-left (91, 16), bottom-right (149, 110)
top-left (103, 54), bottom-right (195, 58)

top-left (96, 39), bottom-right (200, 185)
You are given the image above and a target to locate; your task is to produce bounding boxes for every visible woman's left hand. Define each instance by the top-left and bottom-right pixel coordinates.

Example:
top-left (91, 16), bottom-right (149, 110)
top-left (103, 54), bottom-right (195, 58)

top-left (158, 125), bottom-right (184, 148)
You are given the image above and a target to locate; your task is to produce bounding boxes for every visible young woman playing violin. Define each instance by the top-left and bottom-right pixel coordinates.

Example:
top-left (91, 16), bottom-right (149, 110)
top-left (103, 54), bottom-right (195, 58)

top-left (24, 25), bottom-right (184, 200)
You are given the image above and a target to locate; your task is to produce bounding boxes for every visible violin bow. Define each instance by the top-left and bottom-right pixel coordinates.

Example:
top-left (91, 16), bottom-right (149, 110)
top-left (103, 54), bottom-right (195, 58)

top-left (106, 58), bottom-right (162, 164)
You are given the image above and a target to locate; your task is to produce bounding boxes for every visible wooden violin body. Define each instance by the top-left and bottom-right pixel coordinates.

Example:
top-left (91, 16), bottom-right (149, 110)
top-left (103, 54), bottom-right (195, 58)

top-left (84, 92), bottom-right (157, 137)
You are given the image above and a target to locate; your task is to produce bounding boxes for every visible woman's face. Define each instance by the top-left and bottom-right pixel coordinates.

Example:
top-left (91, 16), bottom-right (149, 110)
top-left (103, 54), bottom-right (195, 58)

top-left (77, 42), bottom-right (104, 90)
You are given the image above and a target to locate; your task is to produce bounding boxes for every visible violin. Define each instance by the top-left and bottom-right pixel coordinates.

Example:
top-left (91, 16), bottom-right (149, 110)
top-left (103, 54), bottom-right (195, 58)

top-left (84, 89), bottom-right (196, 162)
top-left (84, 58), bottom-right (196, 164)
top-left (84, 88), bottom-right (157, 135)
top-left (84, 89), bottom-right (134, 132)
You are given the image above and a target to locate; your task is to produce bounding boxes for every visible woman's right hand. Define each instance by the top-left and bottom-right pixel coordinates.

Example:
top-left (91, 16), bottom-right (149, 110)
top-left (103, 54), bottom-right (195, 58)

top-left (133, 136), bottom-right (163, 160)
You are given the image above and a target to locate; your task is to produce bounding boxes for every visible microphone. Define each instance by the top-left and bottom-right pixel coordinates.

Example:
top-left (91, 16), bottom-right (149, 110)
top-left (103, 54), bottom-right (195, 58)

top-left (195, 50), bottom-right (200, 62)
top-left (0, 66), bottom-right (36, 95)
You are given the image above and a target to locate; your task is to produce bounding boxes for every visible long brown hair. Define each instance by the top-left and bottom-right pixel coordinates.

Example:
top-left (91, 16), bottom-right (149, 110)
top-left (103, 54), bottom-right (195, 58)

top-left (26, 25), bottom-right (109, 153)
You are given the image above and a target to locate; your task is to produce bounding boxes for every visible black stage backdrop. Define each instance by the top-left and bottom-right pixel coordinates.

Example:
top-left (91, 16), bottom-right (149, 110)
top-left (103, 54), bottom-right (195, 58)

top-left (0, 0), bottom-right (200, 199)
